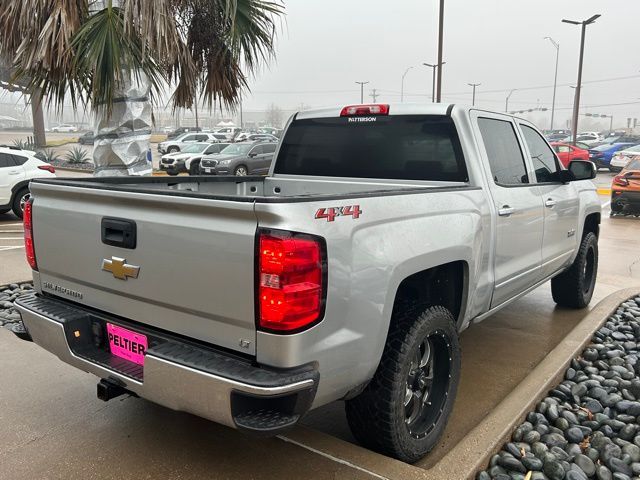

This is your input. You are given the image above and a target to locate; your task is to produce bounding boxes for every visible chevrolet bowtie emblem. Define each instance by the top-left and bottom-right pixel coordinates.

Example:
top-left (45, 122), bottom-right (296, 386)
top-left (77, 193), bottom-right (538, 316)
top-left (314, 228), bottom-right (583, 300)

top-left (102, 257), bottom-right (140, 280)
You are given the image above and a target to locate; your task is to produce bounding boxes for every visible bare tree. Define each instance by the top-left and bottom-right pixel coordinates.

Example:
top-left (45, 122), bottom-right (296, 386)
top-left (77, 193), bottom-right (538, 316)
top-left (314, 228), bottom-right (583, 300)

top-left (265, 103), bottom-right (284, 128)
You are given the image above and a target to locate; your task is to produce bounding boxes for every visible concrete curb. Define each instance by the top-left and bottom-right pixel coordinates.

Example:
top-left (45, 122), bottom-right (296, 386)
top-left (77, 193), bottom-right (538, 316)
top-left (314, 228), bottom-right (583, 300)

top-left (279, 288), bottom-right (640, 480)
top-left (422, 287), bottom-right (640, 480)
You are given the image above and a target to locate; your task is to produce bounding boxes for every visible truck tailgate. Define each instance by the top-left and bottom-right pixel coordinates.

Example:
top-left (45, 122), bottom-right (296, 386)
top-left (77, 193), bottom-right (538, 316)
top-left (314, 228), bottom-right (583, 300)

top-left (30, 182), bottom-right (258, 355)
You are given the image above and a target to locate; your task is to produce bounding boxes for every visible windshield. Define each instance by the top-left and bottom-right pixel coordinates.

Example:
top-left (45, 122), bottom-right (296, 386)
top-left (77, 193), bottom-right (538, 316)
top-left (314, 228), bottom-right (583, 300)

top-left (182, 144), bottom-right (208, 153)
top-left (274, 115), bottom-right (468, 182)
top-left (627, 159), bottom-right (640, 170)
top-left (625, 145), bottom-right (640, 153)
top-left (220, 144), bottom-right (253, 155)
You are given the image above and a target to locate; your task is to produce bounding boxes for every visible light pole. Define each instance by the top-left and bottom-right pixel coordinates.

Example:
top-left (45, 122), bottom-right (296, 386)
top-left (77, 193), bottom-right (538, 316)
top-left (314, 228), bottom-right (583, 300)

top-left (436, 0), bottom-right (445, 102)
top-left (468, 83), bottom-right (481, 106)
top-left (423, 62), bottom-right (446, 103)
top-left (355, 81), bottom-right (369, 104)
top-left (544, 37), bottom-right (560, 131)
top-left (401, 67), bottom-right (414, 103)
top-left (505, 89), bottom-right (517, 113)
top-left (562, 14), bottom-right (601, 145)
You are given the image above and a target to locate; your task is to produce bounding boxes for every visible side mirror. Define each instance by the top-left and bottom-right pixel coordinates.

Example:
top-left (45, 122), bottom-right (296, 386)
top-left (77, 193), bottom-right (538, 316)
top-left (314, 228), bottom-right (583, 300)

top-left (568, 160), bottom-right (597, 181)
top-left (248, 152), bottom-right (257, 158)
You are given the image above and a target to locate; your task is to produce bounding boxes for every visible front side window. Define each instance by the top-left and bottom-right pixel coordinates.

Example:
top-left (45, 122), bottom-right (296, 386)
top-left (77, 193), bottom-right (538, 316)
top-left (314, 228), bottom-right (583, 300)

top-left (477, 118), bottom-right (528, 185)
top-left (520, 125), bottom-right (559, 183)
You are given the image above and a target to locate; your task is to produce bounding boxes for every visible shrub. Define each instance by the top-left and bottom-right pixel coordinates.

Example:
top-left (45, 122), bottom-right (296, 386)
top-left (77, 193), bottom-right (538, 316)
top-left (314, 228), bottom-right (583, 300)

top-left (64, 146), bottom-right (90, 164)
top-left (12, 139), bottom-right (36, 151)
top-left (40, 149), bottom-right (61, 163)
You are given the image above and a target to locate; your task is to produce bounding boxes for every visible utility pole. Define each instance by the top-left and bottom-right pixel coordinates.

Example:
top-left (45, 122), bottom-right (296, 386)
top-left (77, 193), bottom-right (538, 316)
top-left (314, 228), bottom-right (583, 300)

top-left (194, 100), bottom-right (199, 129)
top-left (505, 89), bottom-right (517, 113)
top-left (562, 14), bottom-right (601, 145)
top-left (544, 37), bottom-right (560, 131)
top-left (370, 89), bottom-right (379, 103)
top-left (423, 62), bottom-right (446, 103)
top-left (468, 83), bottom-right (481, 106)
top-left (355, 81), bottom-right (369, 104)
top-left (436, 0), bottom-right (445, 102)
top-left (401, 67), bottom-right (414, 103)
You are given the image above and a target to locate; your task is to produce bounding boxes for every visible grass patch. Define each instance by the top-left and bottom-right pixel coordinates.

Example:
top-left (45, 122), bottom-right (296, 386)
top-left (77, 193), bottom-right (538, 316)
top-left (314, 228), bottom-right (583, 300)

top-left (46, 138), bottom-right (79, 147)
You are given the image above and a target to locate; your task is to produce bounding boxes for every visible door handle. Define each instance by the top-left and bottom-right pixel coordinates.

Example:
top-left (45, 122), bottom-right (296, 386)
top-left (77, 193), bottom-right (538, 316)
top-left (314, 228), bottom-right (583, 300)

top-left (545, 198), bottom-right (557, 208)
top-left (498, 205), bottom-right (515, 217)
top-left (8, 171), bottom-right (20, 175)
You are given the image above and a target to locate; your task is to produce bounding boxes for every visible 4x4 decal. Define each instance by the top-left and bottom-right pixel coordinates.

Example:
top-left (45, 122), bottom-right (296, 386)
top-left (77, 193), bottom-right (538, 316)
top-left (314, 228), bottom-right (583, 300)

top-left (315, 205), bottom-right (362, 222)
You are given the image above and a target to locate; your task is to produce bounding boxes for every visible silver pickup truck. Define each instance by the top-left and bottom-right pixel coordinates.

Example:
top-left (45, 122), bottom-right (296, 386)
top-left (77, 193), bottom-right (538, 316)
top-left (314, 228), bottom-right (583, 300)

top-left (15, 104), bottom-right (601, 462)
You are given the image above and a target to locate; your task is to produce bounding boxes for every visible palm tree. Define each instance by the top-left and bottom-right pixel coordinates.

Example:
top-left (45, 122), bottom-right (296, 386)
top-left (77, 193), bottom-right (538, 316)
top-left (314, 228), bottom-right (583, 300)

top-left (0, 0), bottom-right (283, 175)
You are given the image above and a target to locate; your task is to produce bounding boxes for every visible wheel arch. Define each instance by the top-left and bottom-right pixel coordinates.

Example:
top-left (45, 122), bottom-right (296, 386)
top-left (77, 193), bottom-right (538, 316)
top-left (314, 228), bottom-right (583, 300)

top-left (10, 180), bottom-right (30, 200)
top-left (582, 212), bottom-right (601, 239)
top-left (391, 260), bottom-right (469, 330)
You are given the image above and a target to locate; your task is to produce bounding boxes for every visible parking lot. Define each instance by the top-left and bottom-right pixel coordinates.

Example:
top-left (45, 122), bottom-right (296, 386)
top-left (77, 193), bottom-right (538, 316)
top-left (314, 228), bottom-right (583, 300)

top-left (1, 172), bottom-right (639, 479)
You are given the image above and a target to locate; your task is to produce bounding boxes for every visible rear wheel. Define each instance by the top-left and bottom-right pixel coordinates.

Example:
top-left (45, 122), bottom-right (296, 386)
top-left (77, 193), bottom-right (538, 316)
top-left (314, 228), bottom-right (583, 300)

top-left (345, 305), bottom-right (461, 463)
top-left (167, 146), bottom-right (179, 154)
top-left (11, 187), bottom-right (30, 219)
top-left (611, 202), bottom-right (624, 214)
top-left (551, 232), bottom-right (598, 308)
top-left (609, 166), bottom-right (622, 173)
top-left (234, 165), bottom-right (248, 176)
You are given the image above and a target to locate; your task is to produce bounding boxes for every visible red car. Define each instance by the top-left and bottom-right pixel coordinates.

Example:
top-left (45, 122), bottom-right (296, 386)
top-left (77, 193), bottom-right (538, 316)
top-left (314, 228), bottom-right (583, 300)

top-left (550, 142), bottom-right (590, 168)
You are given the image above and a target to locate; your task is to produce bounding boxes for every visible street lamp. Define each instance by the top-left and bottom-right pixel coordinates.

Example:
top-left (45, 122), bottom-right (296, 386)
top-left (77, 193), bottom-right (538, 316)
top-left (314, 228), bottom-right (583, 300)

top-left (562, 14), bottom-right (601, 144)
top-left (544, 37), bottom-right (560, 131)
top-left (436, 0), bottom-right (445, 102)
top-left (401, 67), bottom-right (414, 103)
top-left (423, 62), bottom-right (446, 103)
top-left (505, 89), bottom-right (517, 112)
top-left (355, 81), bottom-right (369, 104)
top-left (467, 83), bottom-right (481, 106)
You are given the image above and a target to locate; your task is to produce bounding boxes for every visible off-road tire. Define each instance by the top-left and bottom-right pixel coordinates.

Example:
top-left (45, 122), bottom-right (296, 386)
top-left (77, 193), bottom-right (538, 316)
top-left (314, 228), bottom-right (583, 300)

top-left (551, 231), bottom-right (598, 308)
top-left (11, 187), bottom-right (29, 219)
top-left (345, 305), bottom-right (461, 463)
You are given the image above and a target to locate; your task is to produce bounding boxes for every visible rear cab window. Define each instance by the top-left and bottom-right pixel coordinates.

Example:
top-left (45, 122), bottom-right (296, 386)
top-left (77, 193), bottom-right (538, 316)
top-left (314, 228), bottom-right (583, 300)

top-left (273, 115), bottom-right (468, 182)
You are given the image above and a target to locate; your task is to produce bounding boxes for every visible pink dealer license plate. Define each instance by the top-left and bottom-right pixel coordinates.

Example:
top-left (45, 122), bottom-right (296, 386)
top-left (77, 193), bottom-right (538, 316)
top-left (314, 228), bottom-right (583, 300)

top-left (106, 323), bottom-right (148, 366)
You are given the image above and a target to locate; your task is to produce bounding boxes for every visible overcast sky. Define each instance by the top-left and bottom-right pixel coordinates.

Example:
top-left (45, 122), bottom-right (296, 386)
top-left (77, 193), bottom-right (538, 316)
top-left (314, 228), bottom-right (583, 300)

top-left (244, 0), bottom-right (640, 131)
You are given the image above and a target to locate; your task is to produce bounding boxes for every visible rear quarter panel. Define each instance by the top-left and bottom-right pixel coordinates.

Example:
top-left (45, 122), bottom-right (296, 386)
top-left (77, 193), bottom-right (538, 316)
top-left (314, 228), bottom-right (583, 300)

top-left (255, 188), bottom-right (491, 407)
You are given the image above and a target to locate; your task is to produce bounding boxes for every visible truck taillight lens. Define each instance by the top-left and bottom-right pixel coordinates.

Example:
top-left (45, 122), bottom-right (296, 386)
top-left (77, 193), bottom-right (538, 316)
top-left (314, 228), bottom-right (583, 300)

top-left (613, 175), bottom-right (629, 187)
top-left (24, 199), bottom-right (37, 270)
top-left (257, 230), bottom-right (326, 333)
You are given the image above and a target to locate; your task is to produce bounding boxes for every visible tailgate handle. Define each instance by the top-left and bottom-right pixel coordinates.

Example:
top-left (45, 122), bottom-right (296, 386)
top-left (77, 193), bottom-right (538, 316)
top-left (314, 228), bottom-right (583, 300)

top-left (101, 218), bottom-right (137, 249)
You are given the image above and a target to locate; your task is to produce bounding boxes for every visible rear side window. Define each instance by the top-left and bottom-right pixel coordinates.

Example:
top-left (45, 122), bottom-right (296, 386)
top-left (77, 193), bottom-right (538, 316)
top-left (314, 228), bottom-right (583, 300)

top-left (520, 125), bottom-right (559, 183)
top-left (11, 155), bottom-right (28, 166)
top-left (0, 153), bottom-right (12, 168)
top-left (477, 118), bottom-right (528, 185)
top-left (274, 115), bottom-right (468, 182)
top-left (263, 144), bottom-right (277, 154)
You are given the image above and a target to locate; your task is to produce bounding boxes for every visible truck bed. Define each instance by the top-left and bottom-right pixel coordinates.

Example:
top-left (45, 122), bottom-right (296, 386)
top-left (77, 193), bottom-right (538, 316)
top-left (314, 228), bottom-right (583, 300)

top-left (32, 175), bottom-right (471, 203)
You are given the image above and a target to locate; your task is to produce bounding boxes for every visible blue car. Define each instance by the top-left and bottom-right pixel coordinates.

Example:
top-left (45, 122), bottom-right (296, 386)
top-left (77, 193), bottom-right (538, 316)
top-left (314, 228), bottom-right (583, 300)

top-left (588, 143), bottom-right (637, 169)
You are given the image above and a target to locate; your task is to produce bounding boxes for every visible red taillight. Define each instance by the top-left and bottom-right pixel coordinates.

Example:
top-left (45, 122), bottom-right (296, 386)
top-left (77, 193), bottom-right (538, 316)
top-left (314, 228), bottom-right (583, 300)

top-left (24, 199), bottom-right (37, 270)
top-left (340, 104), bottom-right (390, 117)
top-left (38, 165), bottom-right (55, 174)
top-left (257, 230), bottom-right (325, 333)
top-left (613, 175), bottom-right (629, 187)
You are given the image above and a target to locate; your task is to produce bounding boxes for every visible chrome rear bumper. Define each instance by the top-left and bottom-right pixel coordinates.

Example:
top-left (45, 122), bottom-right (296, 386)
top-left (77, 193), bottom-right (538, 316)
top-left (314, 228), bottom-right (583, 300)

top-left (15, 294), bottom-right (317, 433)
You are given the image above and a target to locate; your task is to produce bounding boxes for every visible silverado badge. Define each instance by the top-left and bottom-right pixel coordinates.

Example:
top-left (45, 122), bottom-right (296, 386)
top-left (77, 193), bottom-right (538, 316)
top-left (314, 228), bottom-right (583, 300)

top-left (102, 257), bottom-right (140, 280)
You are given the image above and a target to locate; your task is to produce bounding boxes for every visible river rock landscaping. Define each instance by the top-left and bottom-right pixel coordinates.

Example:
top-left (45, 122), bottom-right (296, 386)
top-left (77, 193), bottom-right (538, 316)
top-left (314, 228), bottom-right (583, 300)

top-left (478, 295), bottom-right (640, 480)
top-left (0, 283), bottom-right (33, 332)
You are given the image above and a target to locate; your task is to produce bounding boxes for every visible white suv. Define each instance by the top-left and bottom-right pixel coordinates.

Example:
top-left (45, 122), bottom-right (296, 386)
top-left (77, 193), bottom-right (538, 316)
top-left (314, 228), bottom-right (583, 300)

top-left (157, 133), bottom-right (224, 154)
top-left (0, 147), bottom-right (56, 218)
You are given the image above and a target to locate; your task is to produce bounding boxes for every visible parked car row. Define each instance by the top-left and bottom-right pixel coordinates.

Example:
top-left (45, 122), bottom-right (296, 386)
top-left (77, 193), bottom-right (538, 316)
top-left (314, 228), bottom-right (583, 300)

top-left (546, 130), bottom-right (640, 172)
top-left (159, 140), bottom-right (278, 176)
